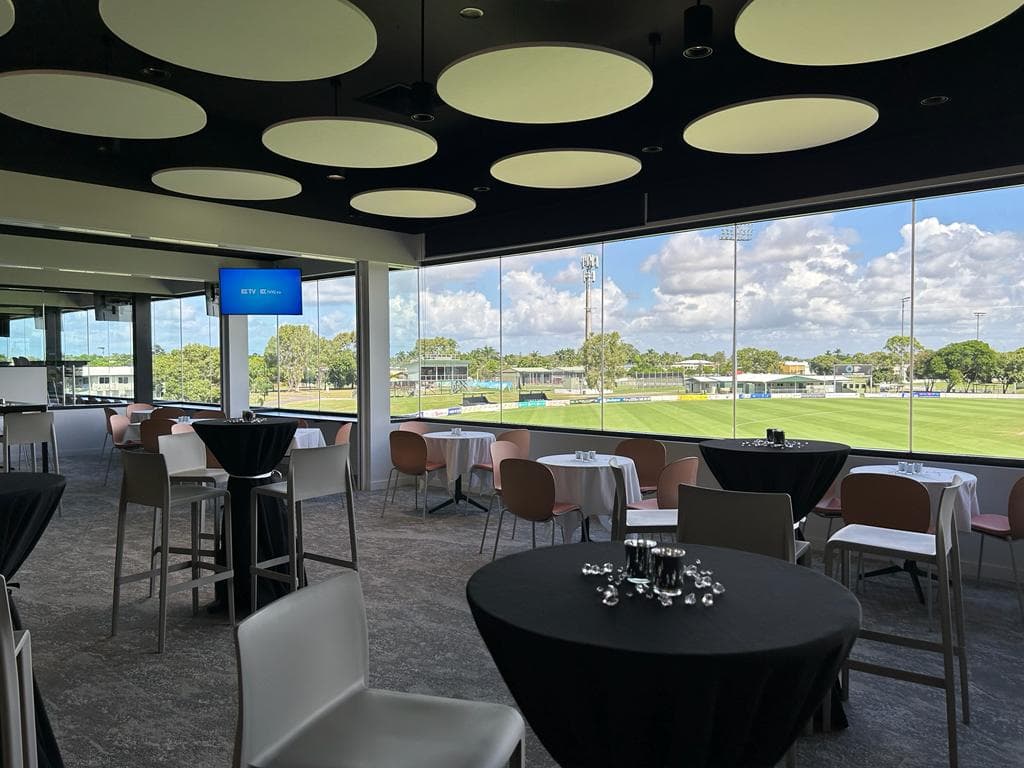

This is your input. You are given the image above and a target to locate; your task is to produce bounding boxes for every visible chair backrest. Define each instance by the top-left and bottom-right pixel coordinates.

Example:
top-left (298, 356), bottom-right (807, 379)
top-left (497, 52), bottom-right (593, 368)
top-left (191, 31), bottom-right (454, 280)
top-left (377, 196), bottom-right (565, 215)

top-left (103, 407), bottom-right (117, 436)
top-left (500, 458), bottom-right (557, 523)
top-left (120, 450), bottom-right (171, 509)
top-left (496, 428), bottom-right (530, 458)
top-left (489, 441), bottom-right (520, 494)
top-left (288, 444), bottom-right (350, 502)
top-left (840, 473), bottom-right (931, 533)
top-left (192, 410), bottom-right (225, 419)
top-left (140, 418), bottom-right (174, 453)
top-left (935, 477), bottom-right (963, 560)
top-left (171, 422), bottom-right (196, 434)
top-left (158, 432), bottom-right (208, 475)
top-left (609, 459), bottom-right (628, 541)
top-left (656, 457), bottom-right (699, 509)
top-left (614, 438), bottom-right (666, 489)
top-left (150, 406), bottom-right (184, 421)
top-left (295, 418), bottom-right (310, 429)
top-left (1008, 476), bottom-right (1024, 539)
top-left (3, 411), bottom-right (54, 446)
top-left (398, 420), bottom-right (433, 434)
top-left (334, 422), bottom-right (353, 446)
top-left (109, 414), bottom-right (133, 445)
top-left (677, 484), bottom-right (797, 563)
top-left (125, 402), bottom-right (152, 418)
top-left (0, 575), bottom-right (24, 768)
top-left (389, 430), bottom-right (427, 475)
top-left (234, 572), bottom-right (369, 768)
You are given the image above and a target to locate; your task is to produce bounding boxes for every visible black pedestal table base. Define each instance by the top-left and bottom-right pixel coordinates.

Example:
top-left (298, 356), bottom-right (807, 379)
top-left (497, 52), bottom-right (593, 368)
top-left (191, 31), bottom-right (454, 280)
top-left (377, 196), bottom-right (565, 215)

top-left (428, 475), bottom-right (488, 514)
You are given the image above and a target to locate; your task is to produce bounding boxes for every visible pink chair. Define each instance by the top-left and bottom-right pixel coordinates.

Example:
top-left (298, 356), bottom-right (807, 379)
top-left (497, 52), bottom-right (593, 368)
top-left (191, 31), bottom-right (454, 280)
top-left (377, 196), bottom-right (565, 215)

top-left (972, 476), bottom-right (1024, 621)
top-left (140, 419), bottom-right (175, 453)
top-left (627, 457), bottom-right (699, 511)
top-left (382, 431), bottom-right (446, 519)
top-left (614, 438), bottom-right (667, 496)
top-left (470, 429), bottom-right (531, 490)
top-left (811, 478), bottom-right (845, 540)
top-left (334, 423), bottom-right (353, 445)
top-left (478, 442), bottom-right (520, 554)
top-left (192, 409), bottom-right (226, 419)
top-left (125, 402), bottom-right (153, 420)
top-left (104, 414), bottom-right (143, 485)
top-left (492, 459), bottom-right (580, 560)
top-left (398, 421), bottom-right (434, 435)
top-left (150, 406), bottom-right (184, 421)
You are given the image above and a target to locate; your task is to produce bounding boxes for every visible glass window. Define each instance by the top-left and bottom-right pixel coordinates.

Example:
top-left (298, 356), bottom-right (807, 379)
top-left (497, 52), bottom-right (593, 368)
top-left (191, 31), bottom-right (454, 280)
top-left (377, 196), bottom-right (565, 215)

top-left (60, 305), bottom-right (135, 399)
top-left (389, 268), bottom-right (421, 418)
top-left (152, 295), bottom-right (220, 404)
top-left (1, 314), bottom-right (45, 361)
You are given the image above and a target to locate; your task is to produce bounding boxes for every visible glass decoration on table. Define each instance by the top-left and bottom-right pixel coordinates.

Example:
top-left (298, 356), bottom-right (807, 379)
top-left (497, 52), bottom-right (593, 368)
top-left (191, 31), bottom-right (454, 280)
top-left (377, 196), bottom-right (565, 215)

top-left (624, 536), bottom-right (657, 587)
top-left (652, 546), bottom-right (687, 598)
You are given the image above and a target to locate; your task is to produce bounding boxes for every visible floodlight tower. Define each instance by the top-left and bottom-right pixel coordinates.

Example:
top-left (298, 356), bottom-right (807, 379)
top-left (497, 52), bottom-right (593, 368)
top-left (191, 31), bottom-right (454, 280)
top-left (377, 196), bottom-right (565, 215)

top-left (974, 311), bottom-right (987, 340)
top-left (720, 224), bottom-right (754, 437)
top-left (581, 253), bottom-right (599, 340)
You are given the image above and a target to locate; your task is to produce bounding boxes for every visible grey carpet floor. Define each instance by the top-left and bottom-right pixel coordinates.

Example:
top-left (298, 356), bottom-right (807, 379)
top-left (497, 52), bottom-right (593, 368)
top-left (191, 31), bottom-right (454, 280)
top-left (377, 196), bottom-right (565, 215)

top-left (10, 454), bottom-right (1024, 767)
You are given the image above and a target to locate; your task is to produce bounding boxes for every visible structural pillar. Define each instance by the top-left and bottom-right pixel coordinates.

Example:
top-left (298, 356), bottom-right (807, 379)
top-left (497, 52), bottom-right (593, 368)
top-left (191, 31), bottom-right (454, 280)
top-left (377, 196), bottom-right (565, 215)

top-left (356, 260), bottom-right (392, 490)
top-left (220, 314), bottom-right (249, 417)
top-left (131, 295), bottom-right (153, 403)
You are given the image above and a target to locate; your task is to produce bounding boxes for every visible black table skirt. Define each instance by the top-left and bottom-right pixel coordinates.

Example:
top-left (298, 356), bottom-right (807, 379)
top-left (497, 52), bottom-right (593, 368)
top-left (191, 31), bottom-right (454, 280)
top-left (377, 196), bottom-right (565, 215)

top-left (468, 542), bottom-right (860, 768)
top-left (192, 418), bottom-right (298, 616)
top-left (699, 438), bottom-right (850, 521)
top-left (0, 472), bottom-right (67, 768)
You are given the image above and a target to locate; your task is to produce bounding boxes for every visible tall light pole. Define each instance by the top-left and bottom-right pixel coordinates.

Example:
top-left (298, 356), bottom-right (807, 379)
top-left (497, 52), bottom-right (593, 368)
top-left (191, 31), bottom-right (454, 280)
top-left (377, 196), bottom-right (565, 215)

top-left (973, 311), bottom-right (986, 340)
top-left (720, 223), bottom-right (753, 437)
top-left (900, 296), bottom-right (911, 387)
top-left (581, 253), bottom-right (599, 340)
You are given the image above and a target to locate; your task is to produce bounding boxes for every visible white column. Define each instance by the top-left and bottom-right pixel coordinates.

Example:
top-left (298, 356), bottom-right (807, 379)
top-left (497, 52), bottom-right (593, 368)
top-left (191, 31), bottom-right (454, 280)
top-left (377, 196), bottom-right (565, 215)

top-left (220, 314), bottom-right (249, 417)
top-left (356, 260), bottom-right (392, 490)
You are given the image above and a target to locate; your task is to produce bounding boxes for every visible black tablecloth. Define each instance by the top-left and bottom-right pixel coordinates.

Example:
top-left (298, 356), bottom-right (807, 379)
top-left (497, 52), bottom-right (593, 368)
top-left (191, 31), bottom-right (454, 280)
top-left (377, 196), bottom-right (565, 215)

top-left (0, 473), bottom-right (67, 768)
top-left (192, 418), bottom-right (297, 616)
top-left (699, 438), bottom-right (850, 521)
top-left (468, 541), bottom-right (860, 768)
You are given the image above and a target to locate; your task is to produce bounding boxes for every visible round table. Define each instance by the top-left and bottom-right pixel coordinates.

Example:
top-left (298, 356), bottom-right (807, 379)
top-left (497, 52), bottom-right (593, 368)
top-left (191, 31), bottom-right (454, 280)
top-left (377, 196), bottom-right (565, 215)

top-left (467, 541), bottom-right (860, 768)
top-left (700, 438), bottom-right (851, 521)
top-left (850, 464), bottom-right (980, 531)
top-left (0, 473), bottom-right (67, 768)
top-left (129, 408), bottom-right (154, 423)
top-left (192, 418), bottom-right (297, 615)
top-left (538, 454), bottom-right (641, 542)
top-left (422, 430), bottom-right (496, 512)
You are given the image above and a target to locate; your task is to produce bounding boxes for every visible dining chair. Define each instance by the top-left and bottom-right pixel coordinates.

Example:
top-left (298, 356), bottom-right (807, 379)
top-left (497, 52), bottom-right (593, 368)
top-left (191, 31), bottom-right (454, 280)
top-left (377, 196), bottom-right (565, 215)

top-left (334, 422), bottom-right (353, 445)
top-left (150, 406), bottom-right (185, 421)
top-left (140, 418), bottom-right (175, 453)
top-left (113, 451), bottom-right (235, 653)
top-left (0, 574), bottom-right (36, 768)
top-left (233, 571), bottom-right (525, 768)
top-left (614, 438), bottom-right (667, 496)
top-left (493, 459), bottom-right (580, 560)
top-left (676, 484), bottom-right (808, 564)
top-left (478, 441), bottom-right (519, 554)
top-left (250, 444), bottom-right (357, 613)
top-left (810, 477), bottom-right (844, 541)
top-left (171, 423), bottom-right (195, 434)
top-left (398, 420), bottom-right (434, 434)
top-left (971, 475), bottom-right (1024, 621)
top-left (382, 431), bottom-right (446, 519)
top-left (825, 479), bottom-right (968, 768)
top-left (105, 414), bottom-right (142, 485)
top-left (609, 461), bottom-right (676, 541)
top-left (627, 457), bottom-right (699, 511)
top-left (125, 402), bottom-right (153, 420)
top-left (470, 428), bottom-right (530, 493)
top-left (100, 406), bottom-right (118, 458)
top-left (192, 410), bottom-right (226, 419)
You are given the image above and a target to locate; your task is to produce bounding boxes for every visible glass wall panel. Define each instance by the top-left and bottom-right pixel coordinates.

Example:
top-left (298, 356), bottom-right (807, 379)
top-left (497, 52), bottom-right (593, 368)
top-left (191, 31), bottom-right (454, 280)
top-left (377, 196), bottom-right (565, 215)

top-left (313, 275), bottom-right (357, 413)
top-left (152, 295), bottom-right (220, 404)
top-left (734, 204), bottom-right (913, 450)
top-left (248, 315), bottom-right (279, 408)
top-left (912, 187), bottom-right (1024, 458)
top-left (60, 306), bottom-right (135, 398)
top-left (390, 268), bottom-right (421, 417)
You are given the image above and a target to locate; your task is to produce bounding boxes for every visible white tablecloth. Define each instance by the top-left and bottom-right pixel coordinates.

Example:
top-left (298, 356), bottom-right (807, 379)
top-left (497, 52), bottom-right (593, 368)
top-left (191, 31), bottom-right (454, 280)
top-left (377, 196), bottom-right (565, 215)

top-left (129, 409), bottom-right (154, 423)
top-left (539, 454), bottom-right (642, 542)
top-left (424, 431), bottom-right (495, 490)
top-left (286, 427), bottom-right (327, 455)
top-left (850, 464), bottom-right (980, 531)
top-left (124, 424), bottom-right (141, 443)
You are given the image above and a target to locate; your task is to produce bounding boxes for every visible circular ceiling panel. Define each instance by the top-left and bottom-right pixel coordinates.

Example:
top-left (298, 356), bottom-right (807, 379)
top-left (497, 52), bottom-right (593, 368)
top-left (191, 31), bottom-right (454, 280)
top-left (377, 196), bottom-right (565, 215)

top-left (262, 118), bottom-right (437, 168)
top-left (683, 96), bottom-right (878, 155)
top-left (0, 70), bottom-right (206, 138)
top-left (99, 0), bottom-right (377, 82)
top-left (735, 0), bottom-right (1024, 66)
top-left (152, 167), bottom-right (301, 200)
top-left (491, 149), bottom-right (641, 189)
top-left (1, 1), bottom-right (14, 38)
top-left (350, 188), bottom-right (476, 218)
top-left (437, 43), bottom-right (652, 124)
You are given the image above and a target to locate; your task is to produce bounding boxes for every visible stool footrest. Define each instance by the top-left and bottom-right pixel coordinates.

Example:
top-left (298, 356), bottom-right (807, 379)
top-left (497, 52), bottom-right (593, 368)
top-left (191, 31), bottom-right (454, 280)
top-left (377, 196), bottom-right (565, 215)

top-left (847, 659), bottom-right (945, 690)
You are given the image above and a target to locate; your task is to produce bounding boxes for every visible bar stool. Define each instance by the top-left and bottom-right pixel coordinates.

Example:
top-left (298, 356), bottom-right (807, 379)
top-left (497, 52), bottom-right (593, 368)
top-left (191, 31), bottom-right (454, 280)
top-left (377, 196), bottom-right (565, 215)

top-left (0, 574), bottom-right (36, 768)
top-left (3, 412), bottom-right (62, 517)
top-left (250, 443), bottom-right (357, 613)
top-left (112, 451), bottom-right (235, 653)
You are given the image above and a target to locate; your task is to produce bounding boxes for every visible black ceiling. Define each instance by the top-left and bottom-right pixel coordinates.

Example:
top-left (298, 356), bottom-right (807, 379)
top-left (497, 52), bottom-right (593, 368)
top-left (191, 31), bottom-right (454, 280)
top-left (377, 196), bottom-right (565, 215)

top-left (2, 1), bottom-right (1024, 259)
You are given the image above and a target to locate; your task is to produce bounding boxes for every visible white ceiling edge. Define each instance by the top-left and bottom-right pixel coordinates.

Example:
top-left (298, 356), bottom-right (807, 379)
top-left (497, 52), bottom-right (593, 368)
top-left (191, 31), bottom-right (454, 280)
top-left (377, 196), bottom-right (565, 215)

top-left (0, 170), bottom-right (420, 266)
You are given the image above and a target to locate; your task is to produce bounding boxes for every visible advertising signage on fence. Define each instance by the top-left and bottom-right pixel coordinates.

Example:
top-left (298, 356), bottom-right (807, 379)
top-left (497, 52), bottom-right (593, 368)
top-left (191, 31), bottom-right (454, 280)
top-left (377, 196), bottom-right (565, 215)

top-left (834, 364), bottom-right (874, 375)
top-left (519, 399), bottom-right (547, 408)
top-left (678, 394), bottom-right (708, 401)
top-left (570, 398), bottom-right (600, 405)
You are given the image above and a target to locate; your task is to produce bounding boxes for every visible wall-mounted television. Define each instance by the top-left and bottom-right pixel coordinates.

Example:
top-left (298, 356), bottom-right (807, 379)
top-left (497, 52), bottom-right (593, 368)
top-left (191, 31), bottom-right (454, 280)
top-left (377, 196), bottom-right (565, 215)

top-left (218, 268), bottom-right (302, 316)
top-left (93, 294), bottom-right (133, 322)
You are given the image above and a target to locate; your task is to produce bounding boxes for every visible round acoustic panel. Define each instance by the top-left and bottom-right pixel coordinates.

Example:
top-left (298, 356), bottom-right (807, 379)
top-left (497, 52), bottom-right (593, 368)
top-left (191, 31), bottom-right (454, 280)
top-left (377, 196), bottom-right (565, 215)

top-left (1, 0), bottom-right (14, 38)
top-left (437, 43), bottom-right (652, 124)
top-left (491, 149), bottom-right (641, 189)
top-left (0, 70), bottom-right (206, 139)
top-left (262, 118), bottom-right (437, 168)
top-left (683, 96), bottom-right (878, 155)
top-left (735, 0), bottom-right (1024, 66)
top-left (350, 188), bottom-right (476, 218)
top-left (99, 0), bottom-right (377, 82)
top-left (152, 167), bottom-right (301, 200)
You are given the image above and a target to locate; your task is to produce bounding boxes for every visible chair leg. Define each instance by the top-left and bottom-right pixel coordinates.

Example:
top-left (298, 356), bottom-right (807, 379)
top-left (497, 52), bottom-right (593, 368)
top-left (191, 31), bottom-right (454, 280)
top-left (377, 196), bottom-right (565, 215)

top-left (551, 518), bottom-right (556, 546)
top-left (479, 493), bottom-right (496, 554)
top-left (111, 499), bottom-right (128, 636)
top-left (825, 516), bottom-right (834, 541)
top-left (508, 740), bottom-right (524, 768)
top-left (936, 562), bottom-right (959, 768)
top-left (191, 501), bottom-right (201, 616)
top-left (491, 508), bottom-right (505, 561)
top-left (250, 489), bottom-right (260, 615)
top-left (290, 501), bottom-right (302, 591)
top-left (157, 502), bottom-right (171, 654)
top-left (148, 506), bottom-right (159, 598)
top-left (421, 474), bottom-right (428, 520)
top-left (104, 447), bottom-right (116, 485)
top-left (975, 535), bottom-right (985, 585)
top-left (380, 468), bottom-right (396, 517)
top-left (531, 521), bottom-right (537, 549)
top-left (344, 463), bottom-right (358, 570)
top-left (511, 515), bottom-right (518, 540)
top-left (223, 495), bottom-right (236, 628)
top-left (1009, 540), bottom-right (1024, 623)
top-left (949, 548), bottom-right (970, 725)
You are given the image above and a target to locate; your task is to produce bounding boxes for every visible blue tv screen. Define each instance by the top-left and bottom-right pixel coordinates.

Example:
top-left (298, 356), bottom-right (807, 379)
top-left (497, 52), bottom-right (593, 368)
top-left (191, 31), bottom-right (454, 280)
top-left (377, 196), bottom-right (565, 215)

top-left (219, 268), bottom-right (303, 315)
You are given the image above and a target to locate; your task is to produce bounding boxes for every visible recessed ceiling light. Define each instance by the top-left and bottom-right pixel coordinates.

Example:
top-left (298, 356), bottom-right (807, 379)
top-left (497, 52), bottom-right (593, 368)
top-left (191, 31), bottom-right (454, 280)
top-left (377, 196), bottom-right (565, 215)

top-left (1, 0), bottom-right (14, 38)
top-left (473, 185), bottom-right (491, 193)
top-left (437, 43), bottom-right (652, 124)
top-left (459, 7), bottom-right (484, 19)
top-left (490, 149), bottom-right (642, 189)
top-left (350, 188), bottom-right (476, 218)
top-left (641, 145), bottom-right (663, 153)
top-left (99, 0), bottom-right (377, 82)
top-left (152, 167), bottom-right (302, 200)
top-left (682, 45), bottom-right (714, 59)
top-left (735, 0), bottom-right (1024, 66)
top-left (410, 112), bottom-right (435, 123)
top-left (683, 95), bottom-right (878, 154)
top-left (139, 64), bottom-right (170, 81)
top-left (327, 173), bottom-right (346, 181)
top-left (0, 264), bottom-right (43, 271)
top-left (263, 117), bottom-right (437, 168)
top-left (920, 95), bottom-right (951, 106)
top-left (0, 70), bottom-right (206, 139)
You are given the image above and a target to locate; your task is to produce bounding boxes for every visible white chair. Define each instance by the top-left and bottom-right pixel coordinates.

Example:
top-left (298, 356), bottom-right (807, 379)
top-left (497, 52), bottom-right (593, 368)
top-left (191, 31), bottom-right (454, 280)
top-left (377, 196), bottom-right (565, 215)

top-left (0, 575), bottom-right (36, 768)
top-left (608, 460), bottom-right (676, 541)
top-left (2, 412), bottom-right (62, 517)
top-left (824, 478), bottom-right (968, 768)
top-left (675, 484), bottom-right (810, 564)
top-left (234, 571), bottom-right (525, 768)
top-left (250, 444), bottom-right (357, 613)
top-left (112, 451), bottom-right (236, 653)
